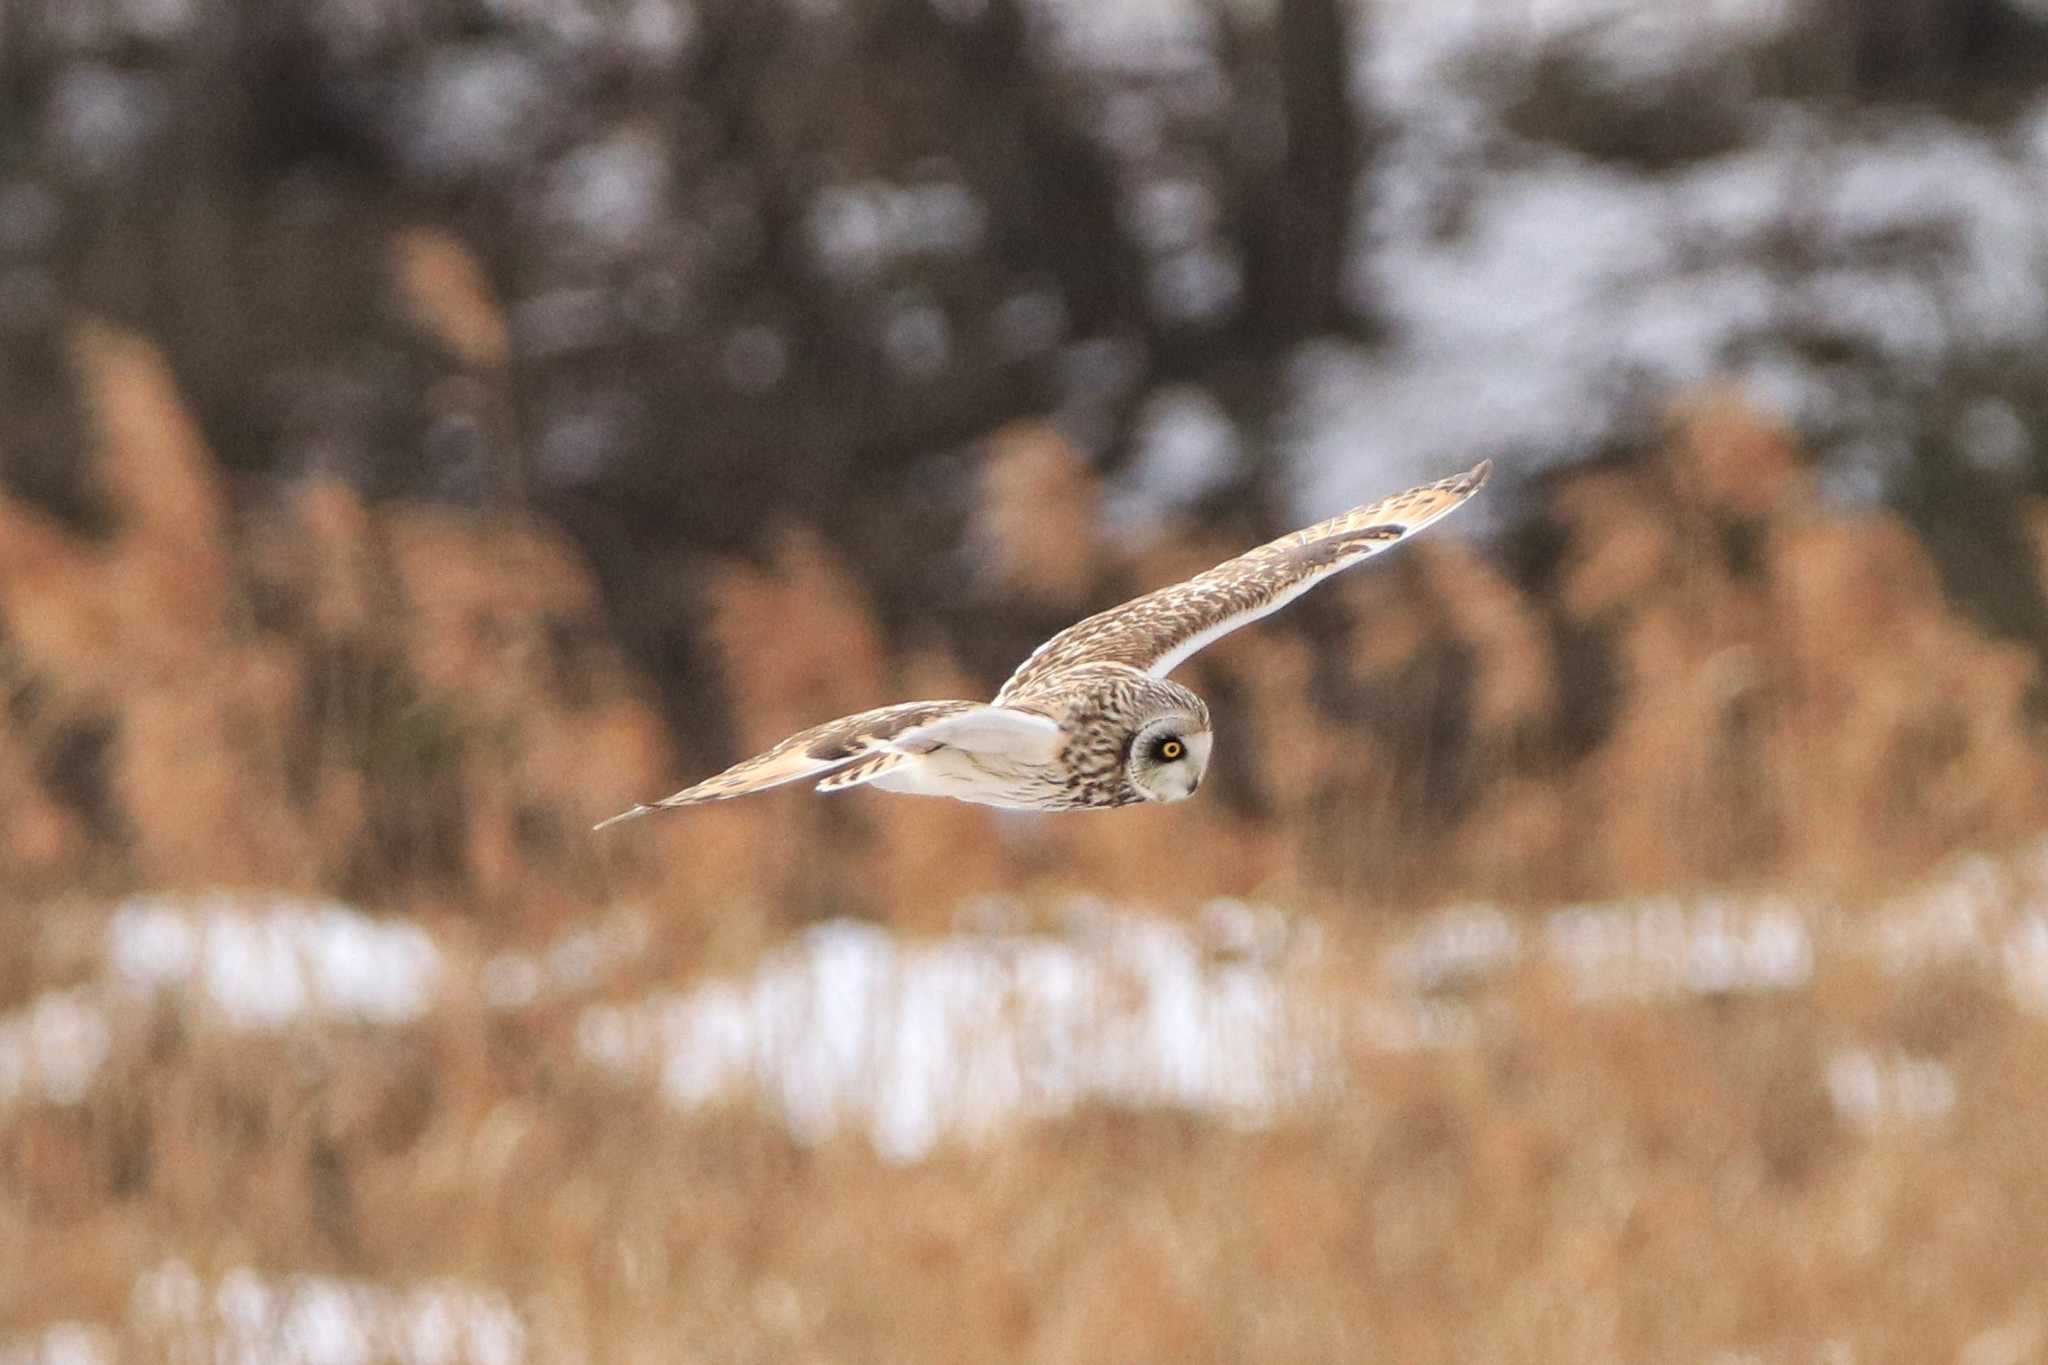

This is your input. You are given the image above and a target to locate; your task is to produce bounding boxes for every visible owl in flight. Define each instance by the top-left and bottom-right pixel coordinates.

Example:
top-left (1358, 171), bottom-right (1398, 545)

top-left (596, 460), bottom-right (1491, 828)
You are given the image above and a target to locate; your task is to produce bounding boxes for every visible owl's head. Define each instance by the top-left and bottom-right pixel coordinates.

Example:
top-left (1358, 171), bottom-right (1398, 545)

top-left (1127, 712), bottom-right (1213, 803)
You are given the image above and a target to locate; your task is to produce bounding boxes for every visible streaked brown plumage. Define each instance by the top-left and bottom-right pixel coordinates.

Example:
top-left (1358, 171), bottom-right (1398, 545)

top-left (596, 460), bottom-right (1490, 828)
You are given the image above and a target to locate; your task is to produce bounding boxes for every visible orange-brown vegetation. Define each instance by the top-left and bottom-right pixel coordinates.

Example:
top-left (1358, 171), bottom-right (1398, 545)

top-left (8, 245), bottom-right (2048, 1361)
top-left (0, 315), bottom-right (670, 921)
top-left (3, 310), bottom-right (2045, 923)
top-left (6, 901), bottom-right (2046, 1363)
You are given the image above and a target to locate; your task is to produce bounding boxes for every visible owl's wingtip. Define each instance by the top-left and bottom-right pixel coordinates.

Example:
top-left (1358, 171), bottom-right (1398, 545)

top-left (593, 804), bottom-right (656, 832)
top-left (1468, 458), bottom-right (1494, 487)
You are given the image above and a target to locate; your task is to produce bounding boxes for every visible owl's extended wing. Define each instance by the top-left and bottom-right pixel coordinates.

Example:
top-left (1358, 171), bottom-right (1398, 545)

top-left (995, 461), bottom-right (1491, 702)
top-left (593, 700), bottom-right (1061, 827)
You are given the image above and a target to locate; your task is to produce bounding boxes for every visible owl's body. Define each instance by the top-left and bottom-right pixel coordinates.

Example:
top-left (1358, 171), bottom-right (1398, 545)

top-left (864, 667), bottom-right (1211, 811)
top-left (596, 461), bottom-right (1489, 828)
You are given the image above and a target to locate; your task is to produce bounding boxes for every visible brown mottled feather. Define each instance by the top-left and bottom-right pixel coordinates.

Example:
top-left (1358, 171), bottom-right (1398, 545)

top-left (593, 700), bottom-right (977, 828)
top-left (996, 460), bottom-right (1491, 701)
top-left (814, 749), bottom-right (914, 793)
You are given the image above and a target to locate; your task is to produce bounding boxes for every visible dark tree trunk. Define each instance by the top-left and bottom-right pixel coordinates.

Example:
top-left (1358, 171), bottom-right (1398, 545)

top-left (1245, 0), bottom-right (1366, 343)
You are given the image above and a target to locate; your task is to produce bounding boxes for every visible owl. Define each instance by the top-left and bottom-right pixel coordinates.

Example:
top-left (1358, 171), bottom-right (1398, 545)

top-left (596, 460), bottom-right (1491, 827)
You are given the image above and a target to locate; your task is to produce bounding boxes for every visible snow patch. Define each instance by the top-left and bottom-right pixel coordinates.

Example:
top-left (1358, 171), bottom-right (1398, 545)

top-left (0, 990), bottom-right (109, 1107)
top-left (1825, 1047), bottom-right (1958, 1128)
top-left (578, 904), bottom-right (1336, 1163)
top-left (1291, 5), bottom-right (2048, 519)
top-left (3, 1260), bottom-right (522, 1365)
top-left (1543, 896), bottom-right (1814, 999)
top-left (108, 895), bottom-right (442, 1027)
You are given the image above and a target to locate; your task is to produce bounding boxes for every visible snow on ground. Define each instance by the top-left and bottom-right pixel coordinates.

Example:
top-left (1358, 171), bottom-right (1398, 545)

top-left (1542, 896), bottom-right (1814, 999)
top-left (0, 895), bottom-right (441, 1109)
top-left (2004, 914), bottom-right (2048, 1014)
top-left (9, 850), bottom-right (2048, 1145)
top-left (1382, 901), bottom-right (1523, 990)
top-left (0, 989), bottom-right (108, 1107)
top-left (571, 852), bottom-right (2048, 1160)
top-left (1364, 0), bottom-right (1797, 110)
top-left (1032, 0), bottom-right (1218, 75)
top-left (49, 0), bottom-right (2048, 528)
top-left (1825, 1047), bottom-right (1958, 1128)
top-left (108, 894), bottom-right (442, 1027)
top-left (1043, 0), bottom-right (2048, 522)
top-left (0, 1262), bottom-right (524, 1365)
top-left (479, 905), bottom-right (653, 1010)
top-left (1269, 1), bottom-right (2048, 517)
top-left (575, 904), bottom-right (1336, 1164)
top-left (1373, 893), bottom-right (1815, 1000)
top-left (1295, 107), bottom-right (2048, 519)
top-left (1024, 0), bottom-right (2048, 522)
top-left (34, 0), bottom-right (2048, 525)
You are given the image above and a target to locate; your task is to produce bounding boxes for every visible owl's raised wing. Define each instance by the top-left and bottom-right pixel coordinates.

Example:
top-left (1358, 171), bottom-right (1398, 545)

top-left (995, 461), bottom-right (1491, 702)
top-left (593, 700), bottom-right (1060, 827)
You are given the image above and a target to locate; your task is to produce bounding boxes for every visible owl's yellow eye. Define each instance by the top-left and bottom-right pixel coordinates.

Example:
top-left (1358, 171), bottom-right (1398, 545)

top-left (1160, 739), bottom-right (1184, 761)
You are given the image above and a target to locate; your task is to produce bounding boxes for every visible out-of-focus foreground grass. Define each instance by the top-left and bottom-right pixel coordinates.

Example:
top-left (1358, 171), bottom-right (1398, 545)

top-left (7, 879), bottom-right (2048, 1364)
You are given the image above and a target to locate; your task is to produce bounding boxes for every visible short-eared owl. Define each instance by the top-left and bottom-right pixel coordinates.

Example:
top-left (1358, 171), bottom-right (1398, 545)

top-left (596, 461), bottom-right (1491, 827)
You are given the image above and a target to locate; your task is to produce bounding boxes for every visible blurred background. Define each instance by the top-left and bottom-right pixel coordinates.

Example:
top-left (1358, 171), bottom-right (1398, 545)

top-left (7, 0), bottom-right (2048, 1359)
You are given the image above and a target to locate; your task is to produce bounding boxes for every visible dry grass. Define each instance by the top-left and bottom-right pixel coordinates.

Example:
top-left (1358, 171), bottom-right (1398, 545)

top-left (7, 265), bottom-right (2048, 1359)
top-left (5, 313), bottom-right (2047, 923)
top-left (6, 893), bottom-right (2048, 1363)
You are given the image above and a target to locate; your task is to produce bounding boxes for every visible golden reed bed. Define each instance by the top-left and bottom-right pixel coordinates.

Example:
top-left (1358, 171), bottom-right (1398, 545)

top-left (5, 246), bottom-right (2048, 1361)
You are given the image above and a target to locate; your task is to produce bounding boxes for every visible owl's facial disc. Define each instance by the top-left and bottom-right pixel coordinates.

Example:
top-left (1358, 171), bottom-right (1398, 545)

top-left (1129, 716), bottom-right (1212, 803)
